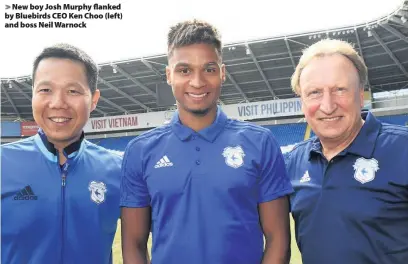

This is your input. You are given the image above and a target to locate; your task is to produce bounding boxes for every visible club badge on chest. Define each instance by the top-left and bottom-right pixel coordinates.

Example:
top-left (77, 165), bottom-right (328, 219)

top-left (88, 181), bottom-right (107, 204)
top-left (353, 157), bottom-right (379, 184)
top-left (222, 146), bottom-right (245, 169)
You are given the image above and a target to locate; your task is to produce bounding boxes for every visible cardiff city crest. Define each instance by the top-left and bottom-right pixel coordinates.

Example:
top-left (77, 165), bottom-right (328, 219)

top-left (88, 181), bottom-right (107, 204)
top-left (353, 157), bottom-right (379, 184)
top-left (222, 146), bottom-right (245, 169)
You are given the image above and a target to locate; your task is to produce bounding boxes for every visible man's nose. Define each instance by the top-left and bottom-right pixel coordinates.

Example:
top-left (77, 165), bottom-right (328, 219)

top-left (49, 91), bottom-right (68, 109)
top-left (319, 92), bottom-right (337, 114)
top-left (189, 72), bottom-right (206, 88)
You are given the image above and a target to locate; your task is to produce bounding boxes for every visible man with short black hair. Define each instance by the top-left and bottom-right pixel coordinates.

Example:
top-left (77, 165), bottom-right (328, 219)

top-left (120, 19), bottom-right (293, 264)
top-left (1, 43), bottom-right (122, 264)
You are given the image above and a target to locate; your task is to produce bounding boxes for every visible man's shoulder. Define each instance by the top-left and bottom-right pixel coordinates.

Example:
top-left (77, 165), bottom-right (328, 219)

top-left (224, 119), bottom-right (282, 152)
top-left (1, 136), bottom-right (36, 153)
top-left (126, 124), bottom-right (173, 150)
top-left (290, 137), bottom-right (315, 153)
top-left (84, 140), bottom-right (123, 159)
top-left (283, 137), bottom-right (315, 164)
top-left (379, 122), bottom-right (408, 141)
top-left (1, 137), bottom-right (42, 176)
top-left (377, 122), bottom-right (408, 153)
top-left (225, 118), bottom-right (272, 136)
top-left (82, 140), bottom-right (123, 165)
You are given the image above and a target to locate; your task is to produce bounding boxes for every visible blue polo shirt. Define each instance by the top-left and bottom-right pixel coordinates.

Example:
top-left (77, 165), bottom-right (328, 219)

top-left (120, 108), bottom-right (293, 264)
top-left (286, 112), bottom-right (408, 264)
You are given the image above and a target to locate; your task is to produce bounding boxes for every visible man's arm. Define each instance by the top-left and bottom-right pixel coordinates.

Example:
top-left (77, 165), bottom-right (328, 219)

top-left (259, 196), bottom-right (291, 264)
top-left (121, 207), bottom-right (151, 264)
top-left (257, 130), bottom-right (293, 264)
top-left (120, 138), bottom-right (152, 264)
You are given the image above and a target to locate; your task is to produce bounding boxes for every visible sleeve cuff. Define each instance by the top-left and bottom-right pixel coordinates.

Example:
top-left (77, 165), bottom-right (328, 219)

top-left (259, 187), bottom-right (294, 203)
top-left (120, 200), bottom-right (150, 208)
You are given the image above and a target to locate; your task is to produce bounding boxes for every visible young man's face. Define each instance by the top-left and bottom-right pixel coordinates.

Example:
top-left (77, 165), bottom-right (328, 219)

top-left (166, 43), bottom-right (225, 116)
top-left (299, 54), bottom-right (364, 143)
top-left (32, 58), bottom-right (100, 148)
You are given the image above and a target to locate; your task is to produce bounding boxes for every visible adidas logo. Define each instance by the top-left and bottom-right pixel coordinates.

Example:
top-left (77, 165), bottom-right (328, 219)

top-left (154, 155), bottom-right (173, 168)
top-left (14, 185), bottom-right (38, 200)
top-left (300, 171), bottom-right (311, 183)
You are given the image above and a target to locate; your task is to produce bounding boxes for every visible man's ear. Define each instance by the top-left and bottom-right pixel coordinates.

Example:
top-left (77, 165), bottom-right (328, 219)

top-left (91, 89), bottom-right (101, 112)
top-left (221, 64), bottom-right (226, 83)
top-left (166, 66), bottom-right (171, 86)
top-left (359, 86), bottom-right (365, 108)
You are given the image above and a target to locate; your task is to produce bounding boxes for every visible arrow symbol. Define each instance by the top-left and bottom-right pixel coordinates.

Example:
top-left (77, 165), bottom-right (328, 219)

top-left (5, 4), bottom-right (10, 9)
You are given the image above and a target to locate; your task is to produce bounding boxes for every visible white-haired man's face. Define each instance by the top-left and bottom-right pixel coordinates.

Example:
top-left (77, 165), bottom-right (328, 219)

top-left (299, 54), bottom-right (364, 145)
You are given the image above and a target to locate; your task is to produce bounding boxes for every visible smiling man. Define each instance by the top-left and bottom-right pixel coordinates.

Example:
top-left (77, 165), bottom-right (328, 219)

top-left (120, 20), bottom-right (293, 264)
top-left (1, 44), bottom-right (123, 264)
top-left (286, 39), bottom-right (408, 264)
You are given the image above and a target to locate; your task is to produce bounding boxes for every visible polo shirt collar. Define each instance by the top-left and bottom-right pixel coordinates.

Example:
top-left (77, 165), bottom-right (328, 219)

top-left (309, 111), bottom-right (381, 159)
top-left (347, 111), bottom-right (381, 157)
top-left (171, 107), bottom-right (228, 142)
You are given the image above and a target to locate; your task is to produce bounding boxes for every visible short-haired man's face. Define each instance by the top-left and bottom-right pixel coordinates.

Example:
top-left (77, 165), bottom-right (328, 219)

top-left (32, 58), bottom-right (100, 148)
top-left (299, 54), bottom-right (364, 143)
top-left (166, 43), bottom-right (225, 116)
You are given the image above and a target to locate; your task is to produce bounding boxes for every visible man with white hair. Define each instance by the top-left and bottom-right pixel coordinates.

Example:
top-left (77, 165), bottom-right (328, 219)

top-left (286, 39), bottom-right (408, 264)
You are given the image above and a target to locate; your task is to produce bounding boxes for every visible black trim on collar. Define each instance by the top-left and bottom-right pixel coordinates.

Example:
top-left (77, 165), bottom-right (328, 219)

top-left (38, 128), bottom-right (84, 156)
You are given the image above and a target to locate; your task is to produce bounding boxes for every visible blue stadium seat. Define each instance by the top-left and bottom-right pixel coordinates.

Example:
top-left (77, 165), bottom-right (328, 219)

top-left (89, 136), bottom-right (135, 152)
top-left (308, 114), bottom-right (408, 139)
top-left (88, 114), bottom-right (407, 152)
top-left (264, 123), bottom-right (307, 146)
top-left (377, 114), bottom-right (408, 126)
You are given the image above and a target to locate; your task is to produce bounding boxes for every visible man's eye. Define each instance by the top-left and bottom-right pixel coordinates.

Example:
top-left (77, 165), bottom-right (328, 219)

top-left (177, 68), bottom-right (190, 74)
top-left (308, 90), bottom-right (320, 96)
top-left (205, 68), bottom-right (216, 73)
top-left (38, 88), bottom-right (51, 93)
top-left (69, 89), bottom-right (80, 94)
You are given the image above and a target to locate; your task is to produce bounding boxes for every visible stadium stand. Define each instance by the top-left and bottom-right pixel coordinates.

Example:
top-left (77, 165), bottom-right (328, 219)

top-left (87, 114), bottom-right (408, 153)
top-left (266, 123), bottom-right (307, 146)
top-left (2, 1), bottom-right (408, 119)
top-left (1, 2), bottom-right (407, 264)
top-left (88, 136), bottom-right (135, 152)
top-left (308, 113), bottom-right (408, 139)
top-left (377, 113), bottom-right (408, 125)
top-left (89, 123), bottom-right (308, 151)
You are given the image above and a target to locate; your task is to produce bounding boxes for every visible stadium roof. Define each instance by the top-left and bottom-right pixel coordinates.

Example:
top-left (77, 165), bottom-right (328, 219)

top-left (2, 0), bottom-right (408, 120)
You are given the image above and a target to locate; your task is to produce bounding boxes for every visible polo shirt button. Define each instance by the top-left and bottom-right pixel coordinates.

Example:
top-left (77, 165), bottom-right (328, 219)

top-left (196, 147), bottom-right (200, 151)
top-left (196, 160), bottom-right (201, 165)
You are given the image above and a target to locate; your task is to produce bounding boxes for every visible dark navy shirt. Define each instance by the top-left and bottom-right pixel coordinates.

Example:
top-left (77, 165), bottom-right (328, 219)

top-left (286, 112), bottom-right (408, 264)
top-left (120, 108), bottom-right (293, 264)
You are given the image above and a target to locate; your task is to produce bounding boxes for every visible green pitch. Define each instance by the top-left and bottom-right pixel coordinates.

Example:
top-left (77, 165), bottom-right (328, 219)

top-left (112, 217), bottom-right (302, 264)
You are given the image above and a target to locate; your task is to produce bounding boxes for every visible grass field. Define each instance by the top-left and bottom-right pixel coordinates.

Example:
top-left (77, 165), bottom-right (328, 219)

top-left (112, 217), bottom-right (302, 264)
